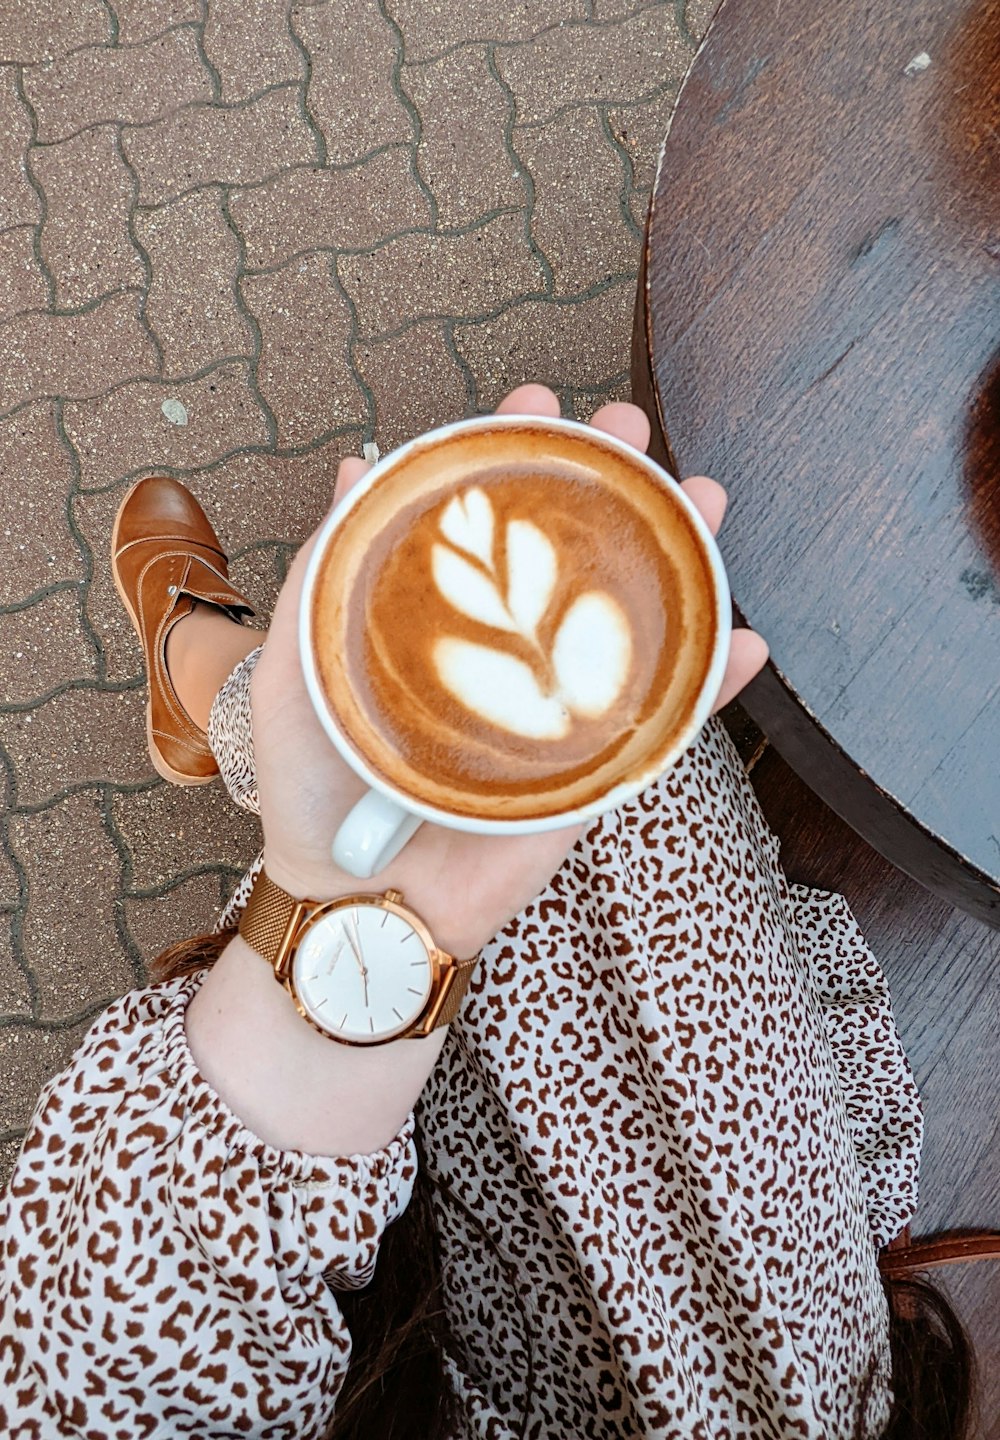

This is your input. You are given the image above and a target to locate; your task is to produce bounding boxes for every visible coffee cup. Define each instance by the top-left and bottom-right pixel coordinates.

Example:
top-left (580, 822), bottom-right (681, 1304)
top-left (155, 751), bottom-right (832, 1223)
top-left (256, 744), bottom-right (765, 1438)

top-left (300, 415), bottom-right (731, 879)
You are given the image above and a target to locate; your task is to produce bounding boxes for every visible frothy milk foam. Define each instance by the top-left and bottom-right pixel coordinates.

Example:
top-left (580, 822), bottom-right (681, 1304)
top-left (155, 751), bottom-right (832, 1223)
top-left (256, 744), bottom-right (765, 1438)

top-left (310, 423), bottom-right (718, 822)
top-left (431, 488), bottom-right (632, 740)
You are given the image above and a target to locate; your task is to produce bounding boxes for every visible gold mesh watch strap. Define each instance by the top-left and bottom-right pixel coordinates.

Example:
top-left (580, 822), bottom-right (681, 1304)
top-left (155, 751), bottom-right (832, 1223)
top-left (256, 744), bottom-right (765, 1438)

top-left (238, 869), bottom-right (303, 972)
top-left (429, 953), bottom-right (480, 1030)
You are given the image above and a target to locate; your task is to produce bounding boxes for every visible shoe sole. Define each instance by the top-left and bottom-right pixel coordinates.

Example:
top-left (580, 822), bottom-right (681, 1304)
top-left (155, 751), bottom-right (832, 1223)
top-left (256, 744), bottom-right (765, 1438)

top-left (111, 479), bottom-right (217, 789)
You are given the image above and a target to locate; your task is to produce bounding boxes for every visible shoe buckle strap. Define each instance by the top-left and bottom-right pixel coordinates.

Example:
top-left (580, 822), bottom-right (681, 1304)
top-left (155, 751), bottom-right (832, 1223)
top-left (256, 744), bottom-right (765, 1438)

top-left (175, 553), bottom-right (254, 616)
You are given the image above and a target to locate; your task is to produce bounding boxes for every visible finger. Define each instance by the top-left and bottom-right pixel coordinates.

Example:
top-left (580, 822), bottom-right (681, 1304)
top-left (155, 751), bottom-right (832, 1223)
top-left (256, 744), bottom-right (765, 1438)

top-left (679, 476), bottom-right (727, 537)
top-left (710, 629), bottom-right (769, 713)
top-left (495, 384), bottom-right (561, 418)
top-left (334, 455), bottom-right (372, 501)
top-left (588, 402), bottom-right (651, 453)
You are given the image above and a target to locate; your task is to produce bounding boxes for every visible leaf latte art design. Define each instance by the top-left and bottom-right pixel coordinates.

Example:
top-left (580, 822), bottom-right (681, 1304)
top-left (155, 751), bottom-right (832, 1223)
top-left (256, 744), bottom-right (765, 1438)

top-left (431, 487), bottom-right (633, 740)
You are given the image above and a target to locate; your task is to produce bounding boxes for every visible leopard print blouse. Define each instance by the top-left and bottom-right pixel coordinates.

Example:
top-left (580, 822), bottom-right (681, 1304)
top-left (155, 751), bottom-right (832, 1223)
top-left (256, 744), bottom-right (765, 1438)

top-left (0, 645), bottom-right (921, 1437)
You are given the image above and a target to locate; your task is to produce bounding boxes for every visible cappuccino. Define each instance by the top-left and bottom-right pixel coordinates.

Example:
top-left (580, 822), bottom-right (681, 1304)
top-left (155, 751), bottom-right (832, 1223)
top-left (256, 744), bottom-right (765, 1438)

top-left (310, 422), bottom-right (720, 822)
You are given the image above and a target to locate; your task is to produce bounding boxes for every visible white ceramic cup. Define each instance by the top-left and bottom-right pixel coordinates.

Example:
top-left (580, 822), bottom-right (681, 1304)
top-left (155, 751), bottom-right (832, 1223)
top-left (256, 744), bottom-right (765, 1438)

top-left (300, 414), bottom-right (732, 879)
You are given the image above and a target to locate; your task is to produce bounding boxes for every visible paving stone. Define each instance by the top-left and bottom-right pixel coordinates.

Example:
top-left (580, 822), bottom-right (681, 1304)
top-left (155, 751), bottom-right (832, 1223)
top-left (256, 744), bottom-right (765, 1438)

top-left (387, 0), bottom-right (579, 63)
top-left (0, 746), bottom-right (11, 817)
top-left (70, 486), bottom-right (143, 685)
top-left (126, 869), bottom-right (225, 972)
top-left (0, 1020), bottom-right (95, 1134)
top-left (682, 0), bottom-right (718, 42)
top-left (23, 26), bottom-right (212, 144)
top-left (495, 8), bottom-right (690, 125)
top-left (64, 361), bottom-right (271, 492)
top-left (167, 440), bottom-right (358, 553)
top-left (34, 126), bottom-right (145, 310)
top-left (135, 189), bottom-right (253, 377)
top-left (230, 150), bottom-right (430, 272)
top-left (515, 106), bottom-right (636, 295)
top-left (630, 181), bottom-right (651, 234)
top-left (0, 1135), bottom-right (26, 1190)
top-left (0, 0), bottom-right (110, 64)
top-left (0, 404), bottom-right (83, 606)
top-left (203, 0), bottom-right (304, 103)
top-left (242, 252), bottom-right (364, 444)
top-left (0, 914), bottom-right (32, 1017)
top-left (111, 777), bottom-right (260, 892)
top-left (355, 321), bottom-right (470, 451)
top-left (338, 211), bottom-right (546, 338)
top-left (0, 292), bottom-right (158, 415)
top-left (225, 546), bottom-right (286, 631)
top-left (590, 0), bottom-right (645, 17)
top-left (9, 791), bottom-right (131, 1020)
top-left (292, 0), bottom-right (411, 165)
top-left (0, 840), bottom-right (19, 909)
top-left (606, 84), bottom-right (683, 191)
top-left (592, 0), bottom-right (680, 18)
top-left (2, 686), bottom-right (149, 807)
top-left (123, 85), bottom-right (318, 205)
top-left (405, 46), bottom-right (525, 229)
top-left (454, 276), bottom-right (635, 409)
top-left (0, 72), bottom-right (42, 231)
top-left (113, 0), bottom-right (202, 45)
top-left (0, 226), bottom-right (48, 326)
top-left (0, 591), bottom-right (98, 705)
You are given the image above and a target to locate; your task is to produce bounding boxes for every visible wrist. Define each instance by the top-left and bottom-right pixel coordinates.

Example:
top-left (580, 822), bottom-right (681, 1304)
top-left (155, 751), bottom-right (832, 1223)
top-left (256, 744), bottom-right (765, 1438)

top-left (260, 848), bottom-right (347, 904)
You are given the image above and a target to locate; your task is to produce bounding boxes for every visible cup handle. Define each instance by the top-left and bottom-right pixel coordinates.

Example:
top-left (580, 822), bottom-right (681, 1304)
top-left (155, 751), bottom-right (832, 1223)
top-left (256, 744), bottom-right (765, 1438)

top-left (332, 789), bottom-right (423, 879)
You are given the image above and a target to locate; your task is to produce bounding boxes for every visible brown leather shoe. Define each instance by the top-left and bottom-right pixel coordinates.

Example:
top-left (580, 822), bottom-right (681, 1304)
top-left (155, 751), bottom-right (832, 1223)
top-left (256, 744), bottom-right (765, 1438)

top-left (111, 477), bottom-right (255, 786)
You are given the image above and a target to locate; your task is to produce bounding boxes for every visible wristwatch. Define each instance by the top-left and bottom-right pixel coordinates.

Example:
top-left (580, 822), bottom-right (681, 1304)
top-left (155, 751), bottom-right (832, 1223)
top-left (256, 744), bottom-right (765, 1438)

top-left (238, 869), bottom-right (479, 1046)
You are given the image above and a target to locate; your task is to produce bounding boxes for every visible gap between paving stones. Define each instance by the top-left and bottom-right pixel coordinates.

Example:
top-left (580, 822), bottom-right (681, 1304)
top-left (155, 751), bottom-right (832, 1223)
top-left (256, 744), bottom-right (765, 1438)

top-left (29, 76), bottom-right (308, 154)
top-left (374, 0), bottom-right (439, 229)
top-left (67, 422), bottom-right (367, 497)
top-left (2, 208), bottom-right (631, 426)
top-left (114, 127), bottom-right (167, 372)
top-left (11, 20), bottom-right (208, 70)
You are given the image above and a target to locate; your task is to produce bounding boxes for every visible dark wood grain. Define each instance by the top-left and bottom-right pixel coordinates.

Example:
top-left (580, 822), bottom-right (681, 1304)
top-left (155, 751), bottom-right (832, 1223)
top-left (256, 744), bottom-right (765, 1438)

top-left (749, 744), bottom-right (1000, 1437)
top-left (636, 0), bottom-right (1000, 927)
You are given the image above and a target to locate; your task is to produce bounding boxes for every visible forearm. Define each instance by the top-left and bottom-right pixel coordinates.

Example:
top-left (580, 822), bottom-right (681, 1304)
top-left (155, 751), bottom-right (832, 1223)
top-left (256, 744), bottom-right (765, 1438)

top-left (185, 933), bottom-right (448, 1157)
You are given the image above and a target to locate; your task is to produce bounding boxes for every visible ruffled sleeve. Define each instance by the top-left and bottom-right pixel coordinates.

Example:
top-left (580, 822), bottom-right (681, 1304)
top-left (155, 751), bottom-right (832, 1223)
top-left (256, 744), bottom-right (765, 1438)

top-left (0, 970), bottom-right (417, 1439)
top-left (787, 884), bottom-right (923, 1249)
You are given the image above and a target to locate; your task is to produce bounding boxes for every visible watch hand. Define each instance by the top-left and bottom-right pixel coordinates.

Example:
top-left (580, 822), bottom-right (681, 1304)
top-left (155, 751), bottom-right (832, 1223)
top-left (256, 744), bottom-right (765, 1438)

top-left (341, 919), bottom-right (370, 1006)
top-left (348, 913), bottom-right (370, 1006)
top-left (340, 919), bottom-right (363, 970)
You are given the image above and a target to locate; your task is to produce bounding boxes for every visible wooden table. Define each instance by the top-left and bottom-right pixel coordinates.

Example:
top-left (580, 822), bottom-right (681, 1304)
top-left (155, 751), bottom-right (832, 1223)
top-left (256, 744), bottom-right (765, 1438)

top-left (633, 0), bottom-right (1000, 928)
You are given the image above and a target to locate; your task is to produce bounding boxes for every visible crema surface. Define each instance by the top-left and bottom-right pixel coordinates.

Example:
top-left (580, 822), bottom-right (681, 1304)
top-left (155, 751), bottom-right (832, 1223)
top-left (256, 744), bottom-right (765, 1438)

top-left (311, 425), bottom-right (717, 820)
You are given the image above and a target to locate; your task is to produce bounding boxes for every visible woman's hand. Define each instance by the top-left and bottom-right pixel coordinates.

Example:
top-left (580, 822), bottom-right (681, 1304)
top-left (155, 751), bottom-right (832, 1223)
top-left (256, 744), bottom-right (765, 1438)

top-left (250, 385), bottom-right (768, 959)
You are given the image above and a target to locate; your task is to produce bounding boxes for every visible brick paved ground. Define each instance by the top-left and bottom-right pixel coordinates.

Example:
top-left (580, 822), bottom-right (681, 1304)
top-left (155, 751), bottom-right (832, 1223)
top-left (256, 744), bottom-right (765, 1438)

top-left (0, 1), bottom-right (712, 1177)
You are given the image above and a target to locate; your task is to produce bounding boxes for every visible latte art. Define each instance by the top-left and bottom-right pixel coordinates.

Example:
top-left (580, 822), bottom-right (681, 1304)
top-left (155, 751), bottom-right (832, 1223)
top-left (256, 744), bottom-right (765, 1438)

top-left (309, 422), bottom-right (720, 822)
top-left (431, 487), bottom-right (633, 739)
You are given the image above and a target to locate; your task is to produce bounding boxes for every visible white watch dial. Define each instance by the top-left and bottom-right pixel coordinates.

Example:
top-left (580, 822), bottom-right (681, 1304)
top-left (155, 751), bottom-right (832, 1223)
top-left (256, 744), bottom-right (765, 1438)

top-left (292, 904), bottom-right (433, 1043)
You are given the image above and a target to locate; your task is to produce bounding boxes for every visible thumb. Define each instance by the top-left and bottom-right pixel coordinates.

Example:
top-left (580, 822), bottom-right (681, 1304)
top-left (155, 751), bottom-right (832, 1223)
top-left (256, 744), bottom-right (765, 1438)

top-left (334, 454), bottom-right (372, 501)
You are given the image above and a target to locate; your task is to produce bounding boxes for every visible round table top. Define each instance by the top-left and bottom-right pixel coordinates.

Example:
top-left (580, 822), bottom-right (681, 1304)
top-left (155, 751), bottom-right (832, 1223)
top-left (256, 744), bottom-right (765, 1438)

top-left (641, 0), bottom-right (1000, 920)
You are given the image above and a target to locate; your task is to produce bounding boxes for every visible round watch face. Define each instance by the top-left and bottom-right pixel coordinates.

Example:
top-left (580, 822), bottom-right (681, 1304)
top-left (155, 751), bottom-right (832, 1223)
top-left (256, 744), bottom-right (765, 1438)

top-left (291, 902), bottom-right (434, 1044)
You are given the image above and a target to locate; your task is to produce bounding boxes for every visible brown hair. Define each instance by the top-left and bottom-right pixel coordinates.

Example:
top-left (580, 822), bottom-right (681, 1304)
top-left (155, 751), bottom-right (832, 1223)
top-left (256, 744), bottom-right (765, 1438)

top-left (859, 1274), bottom-right (977, 1440)
top-left (152, 931), bottom-right (976, 1440)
